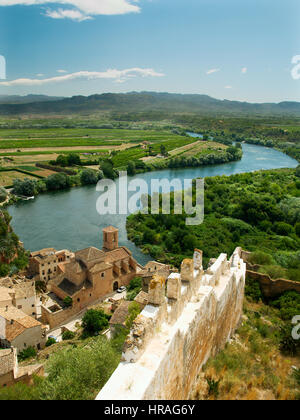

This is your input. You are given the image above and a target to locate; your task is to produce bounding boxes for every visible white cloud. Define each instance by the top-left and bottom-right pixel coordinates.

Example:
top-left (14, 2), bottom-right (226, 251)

top-left (0, 67), bottom-right (165, 87)
top-left (0, 1), bottom-right (141, 21)
top-left (36, 73), bottom-right (44, 77)
top-left (224, 85), bottom-right (232, 89)
top-left (206, 68), bottom-right (220, 75)
top-left (241, 67), bottom-right (247, 74)
top-left (57, 69), bottom-right (68, 73)
top-left (45, 8), bottom-right (91, 21)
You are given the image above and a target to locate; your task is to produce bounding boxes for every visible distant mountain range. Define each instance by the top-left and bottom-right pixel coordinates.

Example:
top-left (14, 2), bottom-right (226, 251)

top-left (0, 94), bottom-right (64, 105)
top-left (0, 92), bottom-right (299, 116)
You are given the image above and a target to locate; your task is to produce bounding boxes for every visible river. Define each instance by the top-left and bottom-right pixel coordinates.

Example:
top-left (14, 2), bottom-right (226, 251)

top-left (9, 143), bottom-right (298, 265)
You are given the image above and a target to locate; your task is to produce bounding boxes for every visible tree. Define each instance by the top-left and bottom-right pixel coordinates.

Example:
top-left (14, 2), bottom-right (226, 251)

top-left (0, 187), bottom-right (7, 203)
top-left (160, 144), bottom-right (167, 156)
top-left (80, 169), bottom-right (98, 185)
top-left (296, 165), bottom-right (300, 178)
top-left (56, 155), bottom-right (68, 167)
top-left (68, 153), bottom-right (81, 166)
top-left (45, 173), bottom-right (71, 191)
top-left (13, 178), bottom-right (36, 197)
top-left (82, 309), bottom-right (110, 335)
top-left (100, 160), bottom-right (117, 180)
top-left (127, 161), bottom-right (136, 176)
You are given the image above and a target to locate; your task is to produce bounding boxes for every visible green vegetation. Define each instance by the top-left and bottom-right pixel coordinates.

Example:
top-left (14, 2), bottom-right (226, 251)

top-left (0, 186), bottom-right (7, 203)
top-left (63, 296), bottom-right (73, 308)
top-left (46, 338), bottom-right (56, 347)
top-left (0, 335), bottom-right (122, 400)
top-left (127, 168), bottom-right (300, 280)
top-left (126, 277), bottom-right (142, 301)
top-left (82, 309), bottom-right (110, 336)
top-left (62, 330), bottom-right (76, 341)
top-left (18, 347), bottom-right (37, 362)
top-left (125, 302), bottom-right (142, 329)
top-left (0, 210), bottom-right (28, 276)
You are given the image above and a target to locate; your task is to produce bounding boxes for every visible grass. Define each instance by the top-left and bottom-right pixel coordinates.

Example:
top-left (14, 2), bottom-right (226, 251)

top-left (0, 170), bottom-right (39, 187)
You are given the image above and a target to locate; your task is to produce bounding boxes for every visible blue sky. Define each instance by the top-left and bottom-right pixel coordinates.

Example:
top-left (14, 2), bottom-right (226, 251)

top-left (0, 0), bottom-right (299, 102)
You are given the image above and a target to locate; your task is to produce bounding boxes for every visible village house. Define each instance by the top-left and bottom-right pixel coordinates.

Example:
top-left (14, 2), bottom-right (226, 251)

top-left (109, 300), bottom-right (131, 335)
top-left (41, 226), bottom-right (142, 329)
top-left (28, 248), bottom-right (74, 283)
top-left (0, 278), bottom-right (37, 318)
top-left (0, 306), bottom-right (47, 352)
top-left (0, 347), bottom-right (44, 388)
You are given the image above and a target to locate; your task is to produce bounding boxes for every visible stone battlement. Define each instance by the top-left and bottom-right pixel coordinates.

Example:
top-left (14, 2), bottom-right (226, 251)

top-left (97, 247), bottom-right (246, 400)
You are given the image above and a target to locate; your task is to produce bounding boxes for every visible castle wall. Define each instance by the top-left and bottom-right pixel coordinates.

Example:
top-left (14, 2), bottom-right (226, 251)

top-left (97, 248), bottom-right (246, 401)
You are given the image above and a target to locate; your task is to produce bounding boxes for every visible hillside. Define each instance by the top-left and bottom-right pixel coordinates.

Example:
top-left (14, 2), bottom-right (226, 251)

top-left (0, 92), bottom-right (300, 116)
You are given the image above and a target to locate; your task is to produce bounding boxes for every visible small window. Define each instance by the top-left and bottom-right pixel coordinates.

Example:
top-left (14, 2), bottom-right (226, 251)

top-left (77, 298), bottom-right (80, 302)
top-left (101, 272), bottom-right (105, 278)
top-left (18, 305), bottom-right (22, 309)
top-left (32, 304), bottom-right (35, 308)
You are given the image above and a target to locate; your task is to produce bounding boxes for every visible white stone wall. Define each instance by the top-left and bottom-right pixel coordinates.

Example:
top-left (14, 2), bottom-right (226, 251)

top-left (97, 248), bottom-right (246, 401)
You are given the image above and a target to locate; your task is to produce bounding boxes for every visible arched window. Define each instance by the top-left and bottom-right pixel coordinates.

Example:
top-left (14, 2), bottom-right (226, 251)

top-left (113, 281), bottom-right (119, 291)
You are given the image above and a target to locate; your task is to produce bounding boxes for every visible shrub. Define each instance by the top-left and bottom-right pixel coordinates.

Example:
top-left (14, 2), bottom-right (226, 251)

top-left (279, 324), bottom-right (300, 356)
top-left (245, 279), bottom-right (262, 302)
top-left (63, 296), bottom-right (73, 307)
top-left (46, 338), bottom-right (56, 347)
top-left (248, 251), bottom-right (273, 266)
top-left (296, 165), bottom-right (300, 178)
top-left (271, 291), bottom-right (300, 321)
top-left (259, 265), bottom-right (287, 280)
top-left (62, 330), bottom-right (75, 341)
top-left (18, 347), bottom-right (37, 361)
top-left (206, 376), bottom-right (220, 399)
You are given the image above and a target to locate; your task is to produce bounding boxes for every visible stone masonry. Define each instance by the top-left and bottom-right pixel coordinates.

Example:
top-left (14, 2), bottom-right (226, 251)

top-left (97, 247), bottom-right (246, 400)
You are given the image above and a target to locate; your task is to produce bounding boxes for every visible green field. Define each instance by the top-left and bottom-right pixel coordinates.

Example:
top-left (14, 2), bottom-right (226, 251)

top-left (0, 128), bottom-right (186, 149)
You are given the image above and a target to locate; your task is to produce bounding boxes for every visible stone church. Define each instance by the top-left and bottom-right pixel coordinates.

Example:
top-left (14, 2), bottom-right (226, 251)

top-left (48, 226), bottom-right (140, 308)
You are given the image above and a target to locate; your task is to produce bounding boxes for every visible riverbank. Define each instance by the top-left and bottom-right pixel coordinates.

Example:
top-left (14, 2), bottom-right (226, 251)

top-left (8, 143), bottom-right (299, 260)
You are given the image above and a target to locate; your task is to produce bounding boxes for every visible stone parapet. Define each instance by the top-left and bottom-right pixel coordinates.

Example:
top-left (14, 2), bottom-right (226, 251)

top-left (97, 248), bottom-right (246, 400)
